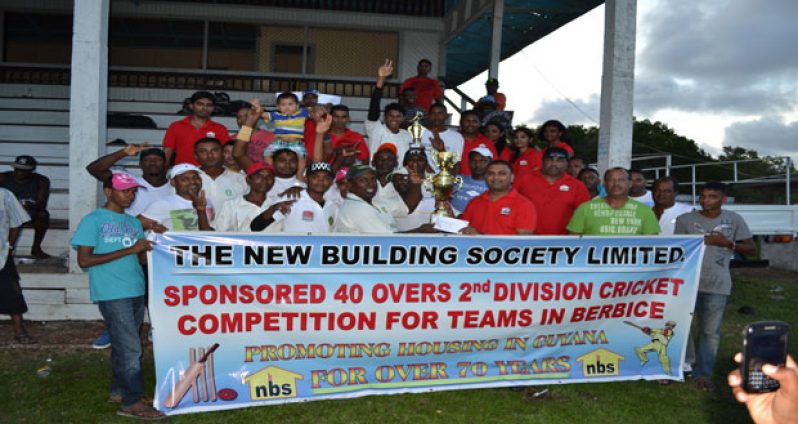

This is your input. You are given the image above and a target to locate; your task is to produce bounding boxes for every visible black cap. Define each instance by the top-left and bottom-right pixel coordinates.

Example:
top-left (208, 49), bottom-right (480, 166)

top-left (12, 155), bottom-right (37, 170)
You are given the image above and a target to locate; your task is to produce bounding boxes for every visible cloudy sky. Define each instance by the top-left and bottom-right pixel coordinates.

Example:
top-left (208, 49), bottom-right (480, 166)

top-left (454, 0), bottom-right (798, 164)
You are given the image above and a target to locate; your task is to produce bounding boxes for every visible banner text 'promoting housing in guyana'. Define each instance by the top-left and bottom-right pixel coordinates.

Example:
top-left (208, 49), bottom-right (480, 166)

top-left (148, 233), bottom-right (704, 415)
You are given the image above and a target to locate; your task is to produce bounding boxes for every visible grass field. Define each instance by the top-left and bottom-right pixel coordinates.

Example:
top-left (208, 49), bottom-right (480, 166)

top-left (1, 268), bottom-right (795, 424)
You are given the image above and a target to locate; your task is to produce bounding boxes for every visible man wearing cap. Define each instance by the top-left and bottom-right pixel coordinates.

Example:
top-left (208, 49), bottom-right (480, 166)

top-left (420, 102), bottom-right (464, 174)
top-left (393, 150), bottom-right (434, 231)
top-left (365, 60), bottom-right (412, 162)
top-left (163, 91), bottom-right (231, 166)
top-left (192, 137), bottom-right (247, 212)
top-left (138, 164), bottom-right (214, 231)
top-left (479, 78), bottom-right (506, 111)
top-left (86, 144), bottom-right (172, 218)
top-left (0, 155), bottom-right (52, 259)
top-left (0, 187), bottom-right (34, 344)
top-left (214, 162), bottom-right (275, 232)
top-left (461, 160), bottom-right (537, 235)
top-left (71, 173), bottom-right (163, 419)
top-left (371, 143), bottom-right (411, 218)
top-left (516, 147), bottom-right (591, 235)
top-left (567, 167), bottom-right (660, 235)
top-left (459, 110), bottom-right (498, 176)
top-left (327, 105), bottom-right (370, 167)
top-left (251, 162), bottom-right (338, 233)
top-left (451, 147), bottom-right (491, 216)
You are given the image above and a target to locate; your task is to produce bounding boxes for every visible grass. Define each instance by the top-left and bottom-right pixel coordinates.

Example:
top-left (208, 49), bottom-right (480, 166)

top-left (1, 269), bottom-right (795, 424)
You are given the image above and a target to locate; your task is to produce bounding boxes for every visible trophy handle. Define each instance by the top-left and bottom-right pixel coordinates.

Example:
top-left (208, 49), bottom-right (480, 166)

top-left (454, 176), bottom-right (464, 192)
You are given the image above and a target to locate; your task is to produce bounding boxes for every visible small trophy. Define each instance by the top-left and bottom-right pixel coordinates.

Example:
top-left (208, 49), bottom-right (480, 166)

top-left (424, 151), bottom-right (463, 217)
top-left (407, 111), bottom-right (424, 148)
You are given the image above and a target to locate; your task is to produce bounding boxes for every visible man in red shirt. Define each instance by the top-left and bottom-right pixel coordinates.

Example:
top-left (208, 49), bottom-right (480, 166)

top-left (163, 91), bottom-right (231, 166)
top-left (461, 160), bottom-right (537, 235)
top-left (516, 147), bottom-right (591, 235)
top-left (327, 105), bottom-right (370, 167)
top-left (400, 59), bottom-right (443, 112)
top-left (459, 110), bottom-right (498, 176)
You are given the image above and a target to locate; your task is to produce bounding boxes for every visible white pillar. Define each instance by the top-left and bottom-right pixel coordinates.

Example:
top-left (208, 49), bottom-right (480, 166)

top-left (488, 0), bottom-right (504, 79)
top-left (68, 0), bottom-right (109, 273)
top-left (597, 0), bottom-right (636, 174)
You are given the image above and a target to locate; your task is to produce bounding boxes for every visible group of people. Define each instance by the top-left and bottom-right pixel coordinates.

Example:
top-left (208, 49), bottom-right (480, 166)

top-left (1, 58), bottom-right (792, 422)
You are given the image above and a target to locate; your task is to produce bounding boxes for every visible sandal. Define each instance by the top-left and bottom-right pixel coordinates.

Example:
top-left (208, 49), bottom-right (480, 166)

top-left (117, 400), bottom-right (165, 420)
top-left (14, 334), bottom-right (37, 345)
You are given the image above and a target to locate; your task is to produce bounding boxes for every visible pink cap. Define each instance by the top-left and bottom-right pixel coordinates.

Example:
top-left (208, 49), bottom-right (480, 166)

top-left (111, 173), bottom-right (144, 190)
top-left (335, 167), bottom-right (349, 182)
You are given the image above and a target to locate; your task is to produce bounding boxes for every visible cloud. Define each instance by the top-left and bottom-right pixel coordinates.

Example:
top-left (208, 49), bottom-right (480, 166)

top-left (526, 95), bottom-right (600, 127)
top-left (723, 117), bottom-right (798, 159)
top-left (635, 0), bottom-right (798, 115)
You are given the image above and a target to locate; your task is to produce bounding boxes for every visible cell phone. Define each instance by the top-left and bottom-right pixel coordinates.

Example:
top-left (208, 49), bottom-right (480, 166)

top-left (741, 321), bottom-right (789, 393)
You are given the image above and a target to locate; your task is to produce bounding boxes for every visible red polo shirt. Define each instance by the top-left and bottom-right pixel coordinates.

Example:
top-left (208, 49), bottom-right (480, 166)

top-left (328, 129), bottom-right (370, 163)
top-left (461, 189), bottom-right (537, 235)
top-left (516, 172), bottom-right (590, 235)
top-left (401, 76), bottom-right (443, 112)
top-left (500, 148), bottom-right (542, 178)
top-left (460, 134), bottom-right (498, 176)
top-left (163, 116), bottom-right (231, 165)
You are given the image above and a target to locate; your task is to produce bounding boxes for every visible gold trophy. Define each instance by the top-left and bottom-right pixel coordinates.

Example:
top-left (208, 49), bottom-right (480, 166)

top-left (407, 111), bottom-right (424, 147)
top-left (425, 151), bottom-right (463, 217)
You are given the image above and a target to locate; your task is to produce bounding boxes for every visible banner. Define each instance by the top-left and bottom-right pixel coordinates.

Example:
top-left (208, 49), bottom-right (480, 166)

top-left (148, 233), bottom-right (704, 415)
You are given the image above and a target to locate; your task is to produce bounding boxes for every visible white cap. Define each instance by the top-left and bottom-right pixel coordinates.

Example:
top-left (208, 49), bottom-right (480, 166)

top-left (470, 147), bottom-right (494, 159)
top-left (169, 163), bottom-right (201, 178)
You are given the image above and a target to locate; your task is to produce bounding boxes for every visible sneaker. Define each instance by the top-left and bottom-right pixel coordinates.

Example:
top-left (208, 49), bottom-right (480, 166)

top-left (93, 330), bottom-right (111, 349)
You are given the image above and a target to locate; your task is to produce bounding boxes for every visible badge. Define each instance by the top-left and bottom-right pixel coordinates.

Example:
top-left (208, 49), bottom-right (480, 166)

top-left (520, 160), bottom-right (528, 166)
top-left (302, 210), bottom-right (314, 221)
top-left (206, 131), bottom-right (216, 138)
top-left (559, 185), bottom-right (570, 192)
top-left (500, 207), bottom-right (511, 215)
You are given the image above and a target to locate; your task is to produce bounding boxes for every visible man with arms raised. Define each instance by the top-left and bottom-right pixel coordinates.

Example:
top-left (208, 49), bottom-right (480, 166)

top-left (460, 160), bottom-right (536, 235)
top-left (567, 167), bottom-right (659, 235)
top-left (163, 91), bottom-right (231, 166)
top-left (516, 147), bottom-right (590, 235)
top-left (365, 60), bottom-right (411, 162)
top-left (675, 182), bottom-right (755, 391)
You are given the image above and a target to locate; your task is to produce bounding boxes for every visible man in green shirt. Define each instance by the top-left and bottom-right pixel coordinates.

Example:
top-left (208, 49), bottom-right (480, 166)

top-left (567, 167), bottom-right (660, 235)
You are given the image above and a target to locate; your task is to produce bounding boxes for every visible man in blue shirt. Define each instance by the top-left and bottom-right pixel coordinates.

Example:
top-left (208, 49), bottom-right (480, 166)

top-left (451, 147), bottom-right (491, 216)
top-left (71, 173), bottom-right (164, 420)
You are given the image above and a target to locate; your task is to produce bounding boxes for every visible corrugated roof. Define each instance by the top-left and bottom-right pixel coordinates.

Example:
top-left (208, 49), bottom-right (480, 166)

top-left (166, 0), bottom-right (447, 17)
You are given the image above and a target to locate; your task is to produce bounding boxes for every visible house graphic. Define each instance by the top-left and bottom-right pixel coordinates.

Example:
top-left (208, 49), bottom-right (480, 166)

top-left (575, 348), bottom-right (625, 377)
top-left (243, 366), bottom-right (304, 401)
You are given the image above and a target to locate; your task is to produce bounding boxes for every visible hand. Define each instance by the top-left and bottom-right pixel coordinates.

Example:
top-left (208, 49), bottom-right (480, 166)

top-left (190, 190), bottom-right (207, 212)
top-left (149, 223), bottom-right (168, 234)
top-left (264, 200), bottom-right (296, 219)
top-left (129, 239), bottom-right (154, 254)
top-left (728, 353), bottom-right (798, 424)
top-left (279, 186), bottom-right (304, 200)
top-left (315, 113), bottom-right (332, 134)
top-left (413, 223), bottom-right (439, 233)
top-left (408, 168), bottom-right (424, 185)
top-left (243, 107), bottom-right (261, 128)
top-left (460, 226), bottom-right (480, 235)
top-left (431, 132), bottom-right (445, 152)
top-left (123, 142), bottom-right (149, 156)
top-left (643, 327), bottom-right (651, 335)
top-left (704, 232), bottom-right (732, 248)
top-left (377, 59), bottom-right (394, 78)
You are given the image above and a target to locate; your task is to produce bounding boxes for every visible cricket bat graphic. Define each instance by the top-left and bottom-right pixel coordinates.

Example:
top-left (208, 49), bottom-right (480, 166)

top-left (623, 320), bottom-right (645, 331)
top-left (163, 343), bottom-right (220, 408)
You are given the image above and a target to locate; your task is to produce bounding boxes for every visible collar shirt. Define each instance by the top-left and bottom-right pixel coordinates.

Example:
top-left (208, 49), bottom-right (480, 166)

top-left (214, 196), bottom-right (270, 232)
top-left (419, 128), bottom-right (465, 173)
top-left (461, 189), bottom-right (537, 235)
top-left (163, 116), bottom-right (231, 166)
top-left (374, 181), bottom-right (409, 218)
top-left (335, 193), bottom-right (398, 234)
top-left (501, 148), bottom-right (543, 178)
top-left (126, 177), bottom-right (173, 217)
top-left (364, 120), bottom-right (411, 162)
top-left (199, 168), bottom-right (248, 214)
top-left (516, 172), bottom-right (591, 235)
top-left (0, 188), bottom-right (30, 264)
top-left (658, 202), bottom-right (694, 235)
top-left (277, 190), bottom-right (339, 234)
